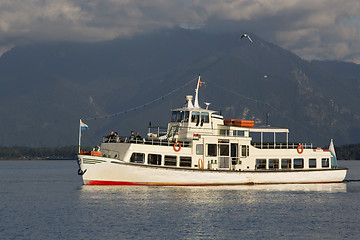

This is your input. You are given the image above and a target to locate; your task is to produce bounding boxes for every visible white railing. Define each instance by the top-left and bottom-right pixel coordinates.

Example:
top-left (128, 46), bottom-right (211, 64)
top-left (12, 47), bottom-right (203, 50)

top-left (251, 142), bottom-right (313, 149)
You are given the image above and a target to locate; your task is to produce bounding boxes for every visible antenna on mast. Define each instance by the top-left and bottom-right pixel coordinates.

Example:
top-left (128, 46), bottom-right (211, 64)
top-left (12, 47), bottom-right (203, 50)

top-left (204, 102), bottom-right (211, 110)
top-left (266, 104), bottom-right (270, 126)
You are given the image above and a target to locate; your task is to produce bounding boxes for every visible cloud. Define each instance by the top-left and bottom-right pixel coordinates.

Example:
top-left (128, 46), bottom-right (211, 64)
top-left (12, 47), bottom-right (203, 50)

top-left (0, 0), bottom-right (360, 62)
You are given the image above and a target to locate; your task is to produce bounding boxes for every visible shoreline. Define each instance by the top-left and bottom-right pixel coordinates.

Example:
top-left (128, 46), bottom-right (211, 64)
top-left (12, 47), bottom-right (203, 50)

top-left (0, 158), bottom-right (76, 161)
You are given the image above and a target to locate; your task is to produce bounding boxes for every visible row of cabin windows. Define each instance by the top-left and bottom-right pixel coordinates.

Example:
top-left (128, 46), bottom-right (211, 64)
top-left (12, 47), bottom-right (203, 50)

top-left (256, 158), bottom-right (330, 169)
top-left (196, 144), bottom-right (249, 157)
top-left (130, 152), bottom-right (192, 167)
top-left (171, 111), bottom-right (209, 124)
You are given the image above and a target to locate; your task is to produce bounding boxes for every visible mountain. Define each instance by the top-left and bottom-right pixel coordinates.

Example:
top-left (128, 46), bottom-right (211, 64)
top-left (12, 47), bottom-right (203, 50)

top-left (0, 28), bottom-right (359, 147)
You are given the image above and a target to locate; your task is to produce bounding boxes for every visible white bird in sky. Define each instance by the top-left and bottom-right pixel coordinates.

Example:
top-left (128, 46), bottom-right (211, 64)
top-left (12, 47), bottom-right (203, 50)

top-left (240, 33), bottom-right (253, 43)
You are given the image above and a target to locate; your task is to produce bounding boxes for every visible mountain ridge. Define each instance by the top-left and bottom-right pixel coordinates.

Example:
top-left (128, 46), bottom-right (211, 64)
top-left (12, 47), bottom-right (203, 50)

top-left (0, 28), bottom-right (359, 147)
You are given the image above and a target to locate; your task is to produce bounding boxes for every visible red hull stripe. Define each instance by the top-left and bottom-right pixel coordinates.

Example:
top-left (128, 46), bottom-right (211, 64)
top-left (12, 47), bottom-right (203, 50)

top-left (86, 180), bottom-right (343, 186)
top-left (87, 180), bottom-right (148, 186)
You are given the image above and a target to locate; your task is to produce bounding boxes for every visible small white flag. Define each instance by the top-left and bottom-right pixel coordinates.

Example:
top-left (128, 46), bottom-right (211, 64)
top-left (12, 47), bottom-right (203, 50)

top-left (80, 120), bottom-right (89, 131)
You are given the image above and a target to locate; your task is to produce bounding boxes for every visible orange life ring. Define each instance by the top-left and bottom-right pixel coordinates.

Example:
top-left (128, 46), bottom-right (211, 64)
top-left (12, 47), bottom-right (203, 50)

top-left (297, 144), bottom-right (304, 154)
top-left (198, 158), bottom-right (204, 169)
top-left (173, 142), bottom-right (181, 152)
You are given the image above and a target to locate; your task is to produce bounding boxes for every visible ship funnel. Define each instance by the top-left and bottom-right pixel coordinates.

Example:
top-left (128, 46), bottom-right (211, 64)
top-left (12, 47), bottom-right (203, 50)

top-left (186, 95), bottom-right (194, 108)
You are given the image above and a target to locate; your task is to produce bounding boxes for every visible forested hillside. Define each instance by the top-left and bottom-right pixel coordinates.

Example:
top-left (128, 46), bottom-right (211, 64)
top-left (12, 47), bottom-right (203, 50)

top-left (0, 28), bottom-right (359, 147)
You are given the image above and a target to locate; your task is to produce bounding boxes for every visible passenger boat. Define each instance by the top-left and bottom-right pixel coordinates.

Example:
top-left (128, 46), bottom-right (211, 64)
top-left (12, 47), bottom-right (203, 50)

top-left (77, 76), bottom-right (347, 185)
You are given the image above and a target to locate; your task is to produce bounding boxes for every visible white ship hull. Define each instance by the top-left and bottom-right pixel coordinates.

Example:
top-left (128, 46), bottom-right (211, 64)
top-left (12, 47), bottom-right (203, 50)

top-left (77, 75), bottom-right (347, 186)
top-left (78, 155), bottom-right (347, 186)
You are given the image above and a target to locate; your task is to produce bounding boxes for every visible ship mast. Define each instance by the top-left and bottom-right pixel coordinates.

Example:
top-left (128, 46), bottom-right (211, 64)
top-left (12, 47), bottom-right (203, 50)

top-left (194, 75), bottom-right (201, 108)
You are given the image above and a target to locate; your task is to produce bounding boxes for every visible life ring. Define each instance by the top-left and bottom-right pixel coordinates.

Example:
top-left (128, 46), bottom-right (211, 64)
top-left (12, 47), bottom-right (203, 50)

top-left (198, 158), bottom-right (204, 169)
top-left (173, 142), bottom-right (181, 152)
top-left (297, 144), bottom-right (304, 154)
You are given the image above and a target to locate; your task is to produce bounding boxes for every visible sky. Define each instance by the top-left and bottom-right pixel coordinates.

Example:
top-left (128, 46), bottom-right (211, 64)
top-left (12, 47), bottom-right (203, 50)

top-left (1, 0), bottom-right (360, 63)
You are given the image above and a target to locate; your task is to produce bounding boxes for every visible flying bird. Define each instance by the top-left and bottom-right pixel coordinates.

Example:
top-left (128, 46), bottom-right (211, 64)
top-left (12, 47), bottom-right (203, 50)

top-left (240, 34), bottom-right (253, 43)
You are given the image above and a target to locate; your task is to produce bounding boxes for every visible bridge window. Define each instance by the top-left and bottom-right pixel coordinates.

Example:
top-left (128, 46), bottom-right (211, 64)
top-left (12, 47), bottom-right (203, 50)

top-left (177, 111), bottom-right (184, 122)
top-left (191, 112), bottom-right (200, 123)
top-left (171, 111), bottom-right (178, 122)
top-left (184, 111), bottom-right (190, 122)
top-left (148, 154), bottom-right (161, 165)
top-left (171, 111), bottom-right (186, 122)
top-left (201, 112), bottom-right (209, 123)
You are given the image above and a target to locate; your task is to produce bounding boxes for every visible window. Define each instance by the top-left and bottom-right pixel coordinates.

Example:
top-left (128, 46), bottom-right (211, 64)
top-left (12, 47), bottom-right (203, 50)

top-left (196, 144), bottom-right (203, 155)
top-left (241, 145), bottom-right (249, 157)
top-left (164, 155), bottom-right (177, 166)
top-left (191, 111), bottom-right (200, 123)
top-left (180, 157), bottom-right (192, 167)
top-left (233, 130), bottom-right (245, 137)
top-left (281, 159), bottom-right (291, 169)
top-left (207, 144), bottom-right (217, 156)
top-left (171, 111), bottom-right (177, 122)
top-left (176, 111), bottom-right (184, 122)
top-left (184, 111), bottom-right (190, 122)
top-left (256, 159), bottom-right (266, 169)
top-left (294, 158), bottom-right (304, 168)
top-left (172, 111), bottom-right (184, 122)
top-left (309, 158), bottom-right (317, 168)
top-left (201, 112), bottom-right (209, 123)
top-left (219, 144), bottom-right (229, 156)
top-left (322, 158), bottom-right (329, 168)
top-left (220, 129), bottom-right (229, 136)
top-left (148, 154), bottom-right (161, 165)
top-left (130, 152), bottom-right (144, 163)
top-left (269, 159), bottom-right (279, 169)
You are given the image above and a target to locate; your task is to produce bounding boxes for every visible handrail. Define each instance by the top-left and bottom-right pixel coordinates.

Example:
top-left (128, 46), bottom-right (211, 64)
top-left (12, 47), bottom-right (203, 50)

top-left (251, 142), bottom-right (313, 149)
top-left (102, 136), bottom-right (191, 148)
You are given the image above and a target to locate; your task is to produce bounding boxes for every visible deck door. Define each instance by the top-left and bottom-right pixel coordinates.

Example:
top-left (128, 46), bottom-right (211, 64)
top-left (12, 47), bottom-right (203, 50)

top-left (219, 142), bottom-right (230, 169)
top-left (231, 143), bottom-right (238, 167)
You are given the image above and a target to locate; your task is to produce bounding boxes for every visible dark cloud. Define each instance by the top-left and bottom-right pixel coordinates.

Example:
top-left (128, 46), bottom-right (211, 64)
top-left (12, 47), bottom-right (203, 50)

top-left (0, 0), bottom-right (359, 62)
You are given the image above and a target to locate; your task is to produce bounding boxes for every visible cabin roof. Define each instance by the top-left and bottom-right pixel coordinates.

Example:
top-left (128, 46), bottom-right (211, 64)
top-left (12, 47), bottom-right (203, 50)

top-left (171, 107), bottom-right (217, 113)
top-left (249, 126), bottom-right (289, 133)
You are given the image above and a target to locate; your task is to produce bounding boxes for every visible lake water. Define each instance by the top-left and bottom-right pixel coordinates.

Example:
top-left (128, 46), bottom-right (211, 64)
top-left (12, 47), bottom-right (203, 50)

top-left (0, 160), bottom-right (359, 239)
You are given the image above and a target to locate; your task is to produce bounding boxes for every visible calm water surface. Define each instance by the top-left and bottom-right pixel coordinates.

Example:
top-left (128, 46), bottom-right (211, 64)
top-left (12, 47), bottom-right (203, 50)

top-left (0, 160), bottom-right (359, 239)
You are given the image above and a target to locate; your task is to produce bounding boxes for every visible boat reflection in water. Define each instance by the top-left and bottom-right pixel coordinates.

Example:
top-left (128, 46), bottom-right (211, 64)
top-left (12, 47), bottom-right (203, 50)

top-left (79, 183), bottom-right (347, 194)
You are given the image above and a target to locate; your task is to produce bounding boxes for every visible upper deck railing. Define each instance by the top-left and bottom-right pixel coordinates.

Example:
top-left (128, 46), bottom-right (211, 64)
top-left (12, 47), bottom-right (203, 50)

top-left (102, 136), bottom-right (191, 148)
top-left (251, 142), bottom-right (313, 149)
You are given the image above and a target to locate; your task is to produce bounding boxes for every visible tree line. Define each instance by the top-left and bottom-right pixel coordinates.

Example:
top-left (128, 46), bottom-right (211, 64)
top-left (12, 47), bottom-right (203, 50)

top-left (335, 143), bottom-right (360, 160)
top-left (0, 144), bottom-right (359, 160)
top-left (0, 146), bottom-right (78, 160)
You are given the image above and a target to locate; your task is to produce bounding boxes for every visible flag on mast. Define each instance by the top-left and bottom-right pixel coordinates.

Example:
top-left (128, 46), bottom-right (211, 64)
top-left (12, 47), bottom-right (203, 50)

top-left (80, 120), bottom-right (89, 130)
top-left (329, 139), bottom-right (338, 167)
top-left (78, 119), bottom-right (88, 153)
